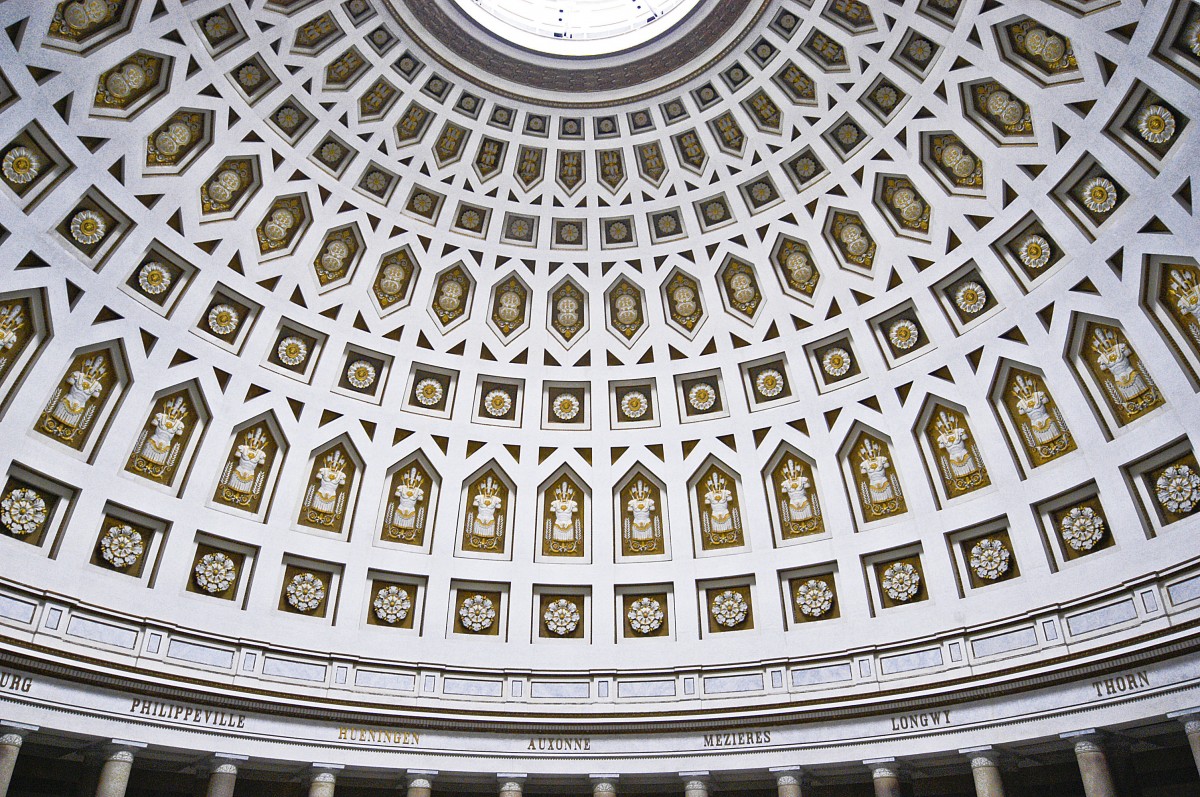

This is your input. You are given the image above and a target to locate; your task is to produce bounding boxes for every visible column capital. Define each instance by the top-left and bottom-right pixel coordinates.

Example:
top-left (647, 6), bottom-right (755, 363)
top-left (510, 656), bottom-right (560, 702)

top-left (0, 721), bottom-right (38, 745)
top-left (310, 764), bottom-right (343, 784)
top-left (679, 771), bottom-right (710, 780)
top-left (104, 740), bottom-right (146, 762)
top-left (210, 753), bottom-right (247, 773)
top-left (498, 773), bottom-right (527, 792)
top-left (1167, 708), bottom-right (1200, 734)
top-left (959, 745), bottom-right (1001, 769)
top-left (864, 757), bottom-right (900, 779)
top-left (768, 766), bottom-right (803, 785)
top-left (407, 769), bottom-right (438, 789)
top-left (1061, 729), bottom-right (1105, 753)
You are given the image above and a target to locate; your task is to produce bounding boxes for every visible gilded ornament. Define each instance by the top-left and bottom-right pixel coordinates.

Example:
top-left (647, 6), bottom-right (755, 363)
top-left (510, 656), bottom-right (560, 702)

top-left (99, 524), bottom-right (143, 568)
top-left (627, 597), bottom-right (663, 634)
top-left (373, 585), bottom-right (412, 624)
top-left (882, 562), bottom-right (920, 602)
top-left (1080, 177), bottom-right (1118, 214)
top-left (303, 451), bottom-right (348, 526)
top-left (458, 594), bottom-right (496, 632)
top-left (345, 360), bottom-right (376, 389)
top-left (954, 282), bottom-right (987, 314)
top-left (1, 488), bottom-right (47, 536)
top-left (1018, 235), bottom-right (1051, 269)
top-left (888, 320), bottom-right (919, 350)
top-left (414, 378), bottom-right (444, 406)
top-left (219, 428), bottom-right (270, 506)
top-left (969, 538), bottom-right (1010, 580)
top-left (285, 572), bottom-right (325, 613)
top-left (1136, 105), bottom-right (1176, 145)
top-left (821, 347), bottom-right (852, 377)
top-left (276, 336), bottom-right (307, 366)
top-left (543, 598), bottom-right (580, 636)
top-left (207, 304), bottom-right (239, 336)
top-left (70, 210), bottom-right (107, 245)
top-left (710, 589), bottom-right (748, 627)
top-left (551, 393), bottom-right (580, 421)
top-left (2, 147), bottom-right (40, 185)
top-left (137, 262), bottom-right (172, 295)
top-left (194, 552), bottom-right (237, 594)
top-left (483, 389), bottom-right (513, 417)
top-left (130, 395), bottom-right (188, 480)
top-left (620, 391), bottom-right (648, 419)
top-left (1155, 464), bottom-right (1200, 514)
top-left (1060, 506), bottom-right (1104, 551)
top-left (755, 369), bottom-right (784, 397)
top-left (795, 579), bottom-right (834, 617)
top-left (687, 383), bottom-right (716, 411)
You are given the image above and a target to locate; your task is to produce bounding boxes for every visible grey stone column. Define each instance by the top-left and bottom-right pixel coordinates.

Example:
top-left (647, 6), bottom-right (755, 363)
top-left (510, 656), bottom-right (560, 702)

top-left (961, 749), bottom-right (1006, 797)
top-left (1064, 734), bottom-right (1117, 797)
top-left (95, 743), bottom-right (145, 797)
top-left (498, 773), bottom-right (526, 797)
top-left (309, 765), bottom-right (342, 797)
top-left (866, 760), bottom-right (902, 797)
top-left (1184, 718), bottom-right (1200, 777)
top-left (590, 775), bottom-right (618, 797)
top-left (407, 770), bottom-right (437, 797)
top-left (206, 755), bottom-right (246, 797)
top-left (680, 772), bottom-right (709, 797)
top-left (0, 724), bottom-right (36, 797)
top-left (772, 767), bottom-right (803, 797)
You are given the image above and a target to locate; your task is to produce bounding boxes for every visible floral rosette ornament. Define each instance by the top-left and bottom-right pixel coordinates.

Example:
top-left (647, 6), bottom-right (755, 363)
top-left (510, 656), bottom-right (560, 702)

top-left (882, 562), bottom-right (920, 602)
top-left (99, 524), bottom-right (144, 568)
top-left (794, 579), bottom-right (834, 618)
top-left (286, 572), bottom-right (326, 613)
top-left (755, 369), bottom-right (784, 397)
top-left (1155, 464), bottom-right (1200, 515)
top-left (968, 538), bottom-right (1010, 581)
top-left (543, 598), bottom-right (581, 636)
top-left (137, 262), bottom-right (172, 295)
top-left (552, 393), bottom-right (580, 420)
top-left (1, 488), bottom-right (47, 536)
top-left (822, 348), bottom-right (852, 377)
top-left (627, 597), bottom-right (663, 634)
top-left (194, 552), bottom-right (237, 594)
top-left (345, 360), bottom-right (376, 389)
top-left (459, 594), bottom-right (496, 632)
top-left (484, 389), bottom-right (513, 417)
top-left (372, 585), bottom-right (412, 624)
top-left (710, 589), bottom-right (749, 627)
top-left (1059, 506), bottom-right (1104, 551)
top-left (414, 378), bottom-right (444, 406)
top-left (620, 391), bottom-right (648, 419)
top-left (688, 383), bottom-right (716, 411)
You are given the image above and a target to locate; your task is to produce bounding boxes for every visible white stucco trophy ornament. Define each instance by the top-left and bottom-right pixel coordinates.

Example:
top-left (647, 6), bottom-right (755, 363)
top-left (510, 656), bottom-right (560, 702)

top-left (220, 427), bottom-right (269, 506)
top-left (43, 355), bottom-right (107, 442)
top-left (702, 472), bottom-right (739, 545)
top-left (388, 467), bottom-right (426, 540)
top-left (625, 480), bottom-right (659, 552)
top-left (545, 480), bottom-right (581, 553)
top-left (131, 395), bottom-right (188, 479)
top-left (467, 476), bottom-right (503, 549)
top-left (1012, 374), bottom-right (1071, 461)
top-left (304, 451), bottom-right (348, 526)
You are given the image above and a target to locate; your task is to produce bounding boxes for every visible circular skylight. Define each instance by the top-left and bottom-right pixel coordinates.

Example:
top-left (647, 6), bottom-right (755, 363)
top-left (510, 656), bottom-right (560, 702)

top-left (449, 0), bottom-right (704, 56)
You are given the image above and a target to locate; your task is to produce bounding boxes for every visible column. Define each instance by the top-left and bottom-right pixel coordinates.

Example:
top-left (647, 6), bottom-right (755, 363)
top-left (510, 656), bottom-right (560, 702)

top-left (309, 765), bottom-right (342, 797)
top-left (1167, 709), bottom-right (1200, 777)
top-left (865, 759), bottom-right (902, 797)
top-left (771, 767), bottom-right (803, 797)
top-left (590, 774), bottom-right (618, 797)
top-left (205, 754), bottom-right (246, 797)
top-left (95, 742), bottom-right (146, 797)
top-left (498, 773), bottom-right (526, 797)
top-left (679, 772), bottom-right (709, 797)
top-left (960, 748), bottom-right (1005, 797)
top-left (407, 770), bottom-right (437, 797)
top-left (0, 724), bottom-right (36, 797)
top-left (1063, 733), bottom-right (1117, 797)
